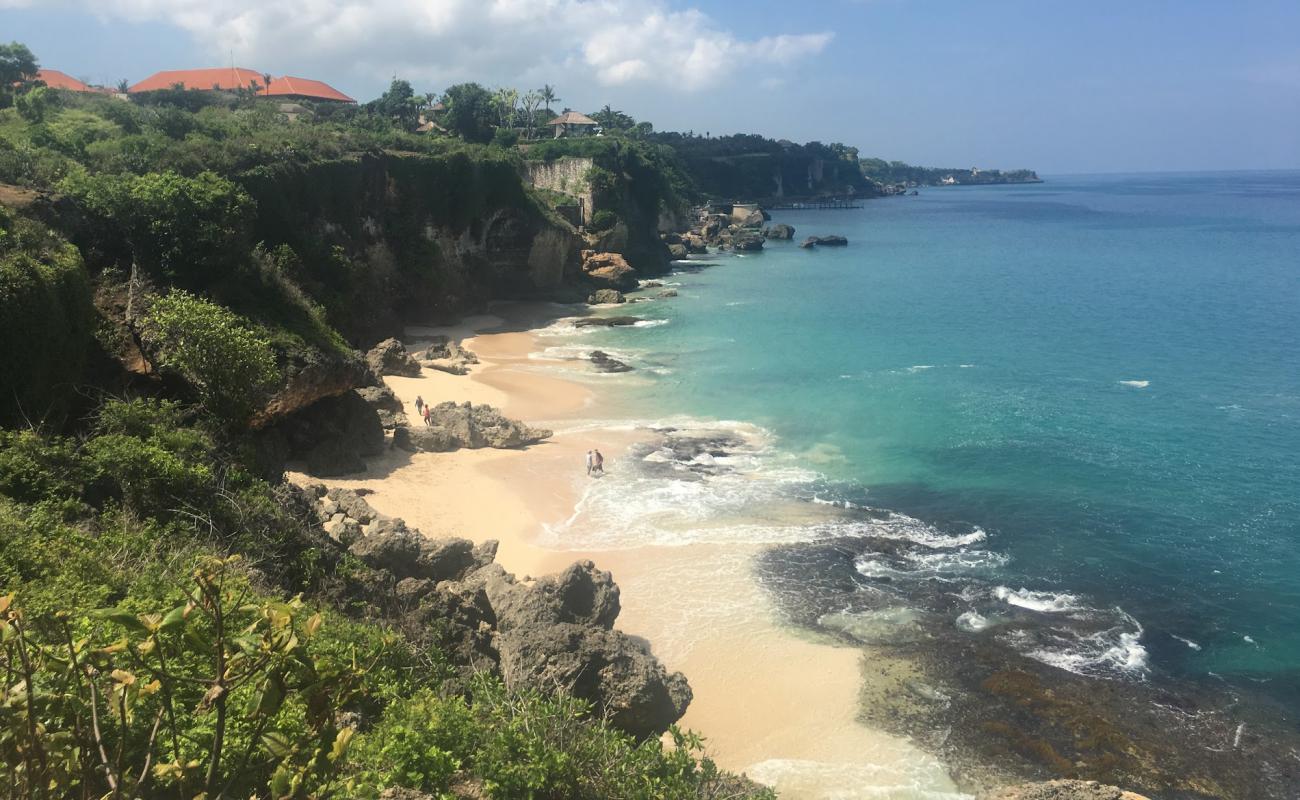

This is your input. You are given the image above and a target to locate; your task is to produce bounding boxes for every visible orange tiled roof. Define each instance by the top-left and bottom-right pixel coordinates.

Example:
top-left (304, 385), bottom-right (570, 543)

top-left (129, 67), bottom-right (267, 94)
top-left (265, 75), bottom-right (354, 103)
top-left (37, 69), bottom-right (94, 92)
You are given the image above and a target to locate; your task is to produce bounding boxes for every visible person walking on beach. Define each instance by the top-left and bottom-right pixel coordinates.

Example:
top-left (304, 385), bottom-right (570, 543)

top-left (415, 395), bottom-right (424, 416)
top-left (422, 404), bottom-right (432, 427)
top-left (585, 450), bottom-right (595, 476)
top-left (593, 449), bottom-right (605, 475)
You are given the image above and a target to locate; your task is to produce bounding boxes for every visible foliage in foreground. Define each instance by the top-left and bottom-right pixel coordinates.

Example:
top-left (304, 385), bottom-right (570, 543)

top-left (0, 405), bottom-right (773, 799)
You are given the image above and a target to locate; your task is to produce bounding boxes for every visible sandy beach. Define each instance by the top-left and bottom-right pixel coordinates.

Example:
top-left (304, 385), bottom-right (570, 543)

top-left (293, 304), bottom-right (962, 798)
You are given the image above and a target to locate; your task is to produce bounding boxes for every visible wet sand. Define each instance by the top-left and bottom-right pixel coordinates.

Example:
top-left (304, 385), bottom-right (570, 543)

top-left (294, 305), bottom-right (963, 798)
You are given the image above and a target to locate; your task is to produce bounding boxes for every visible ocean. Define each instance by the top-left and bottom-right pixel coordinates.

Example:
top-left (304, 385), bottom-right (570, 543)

top-left (536, 171), bottom-right (1300, 796)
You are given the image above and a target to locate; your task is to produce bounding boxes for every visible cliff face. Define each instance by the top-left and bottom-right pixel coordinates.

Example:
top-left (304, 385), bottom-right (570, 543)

top-left (241, 151), bottom-right (582, 347)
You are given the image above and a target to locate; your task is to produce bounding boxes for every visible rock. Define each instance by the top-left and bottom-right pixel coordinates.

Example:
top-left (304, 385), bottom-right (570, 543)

top-left (415, 537), bottom-right (481, 583)
top-left (485, 562), bottom-right (688, 738)
top-left (640, 281), bottom-right (664, 289)
top-left (355, 384), bottom-right (403, 413)
top-left (684, 234), bottom-right (708, 253)
top-left (395, 577), bottom-right (436, 603)
top-left (587, 289), bottom-right (626, 305)
top-left (589, 350), bottom-right (632, 373)
top-left (326, 488), bottom-right (379, 524)
top-left (394, 403), bottom-right (550, 452)
top-left (421, 338), bottom-right (479, 376)
top-left (738, 209), bottom-right (766, 228)
top-left (366, 338), bottom-right (422, 377)
top-left (763, 223), bottom-right (795, 240)
top-left (802, 235), bottom-right (848, 247)
top-left (427, 361), bottom-right (470, 376)
top-left (667, 243), bottom-right (688, 260)
top-left (349, 529), bottom-right (423, 578)
top-left (304, 438), bottom-right (366, 476)
top-left (392, 424), bottom-right (459, 453)
top-left (581, 252), bottom-right (639, 291)
top-left (978, 780), bottom-right (1150, 800)
top-left (573, 316), bottom-right (641, 328)
top-left (799, 237), bottom-right (817, 249)
top-left (323, 514), bottom-right (362, 546)
top-left (731, 234), bottom-right (764, 252)
top-left (656, 289), bottom-right (678, 298)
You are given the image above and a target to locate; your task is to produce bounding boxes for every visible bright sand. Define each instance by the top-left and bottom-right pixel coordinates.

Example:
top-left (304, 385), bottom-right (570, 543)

top-left (295, 307), bottom-right (962, 798)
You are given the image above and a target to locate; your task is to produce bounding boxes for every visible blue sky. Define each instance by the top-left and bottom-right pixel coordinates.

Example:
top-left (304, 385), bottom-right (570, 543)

top-left (3, 0), bottom-right (1298, 173)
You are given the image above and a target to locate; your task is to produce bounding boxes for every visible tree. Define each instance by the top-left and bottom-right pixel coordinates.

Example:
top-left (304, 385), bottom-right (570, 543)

top-left (441, 82), bottom-right (496, 144)
top-left (590, 104), bottom-right (636, 132)
top-left (262, 72), bottom-right (273, 95)
top-left (539, 84), bottom-right (560, 115)
top-left (367, 78), bottom-right (420, 130)
top-left (115, 78), bottom-right (130, 93)
top-left (0, 41), bottom-right (38, 107)
top-left (520, 90), bottom-right (543, 139)
top-left (492, 86), bottom-right (519, 130)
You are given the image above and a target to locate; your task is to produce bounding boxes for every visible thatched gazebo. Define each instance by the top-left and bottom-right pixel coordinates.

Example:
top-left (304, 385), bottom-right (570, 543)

top-left (547, 110), bottom-right (599, 138)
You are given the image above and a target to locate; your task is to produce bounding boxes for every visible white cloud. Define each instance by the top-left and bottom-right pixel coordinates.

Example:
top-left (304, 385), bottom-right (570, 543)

top-left (11, 0), bottom-right (832, 97)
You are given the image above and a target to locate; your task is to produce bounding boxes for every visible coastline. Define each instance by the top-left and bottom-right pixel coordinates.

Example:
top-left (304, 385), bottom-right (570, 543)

top-left (291, 301), bottom-right (967, 798)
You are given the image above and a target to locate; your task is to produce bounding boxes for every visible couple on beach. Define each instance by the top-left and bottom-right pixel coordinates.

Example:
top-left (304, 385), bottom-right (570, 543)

top-left (585, 449), bottom-right (605, 476)
top-left (415, 395), bottom-right (432, 427)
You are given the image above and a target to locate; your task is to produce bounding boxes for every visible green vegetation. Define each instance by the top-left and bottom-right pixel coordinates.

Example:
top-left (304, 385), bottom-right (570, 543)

top-left (139, 291), bottom-right (280, 424)
top-left (859, 158), bottom-right (1040, 186)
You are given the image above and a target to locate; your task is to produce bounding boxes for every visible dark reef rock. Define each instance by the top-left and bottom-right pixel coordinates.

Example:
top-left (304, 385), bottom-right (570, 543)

top-left (763, 223), bottom-right (796, 240)
top-left (587, 289), bottom-right (626, 305)
top-left (731, 234), bottom-right (764, 252)
top-left (573, 316), bottom-right (641, 328)
top-left (801, 235), bottom-right (849, 248)
top-left (589, 350), bottom-right (633, 373)
top-left (978, 781), bottom-right (1149, 800)
top-left (271, 390), bottom-right (385, 476)
top-left (366, 338), bottom-right (422, 377)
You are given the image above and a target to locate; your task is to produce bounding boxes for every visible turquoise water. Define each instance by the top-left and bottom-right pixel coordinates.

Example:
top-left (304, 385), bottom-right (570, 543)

top-left (580, 172), bottom-right (1300, 708)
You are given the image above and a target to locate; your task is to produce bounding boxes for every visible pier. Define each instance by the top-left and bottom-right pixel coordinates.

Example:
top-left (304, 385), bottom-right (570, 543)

top-left (765, 198), bottom-right (863, 210)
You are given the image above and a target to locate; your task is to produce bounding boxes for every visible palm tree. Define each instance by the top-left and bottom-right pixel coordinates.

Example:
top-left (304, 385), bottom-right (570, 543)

top-left (262, 72), bottom-right (273, 96)
top-left (115, 78), bottom-right (130, 93)
top-left (493, 87), bottom-right (520, 130)
top-left (539, 84), bottom-right (559, 116)
top-left (520, 90), bottom-right (542, 139)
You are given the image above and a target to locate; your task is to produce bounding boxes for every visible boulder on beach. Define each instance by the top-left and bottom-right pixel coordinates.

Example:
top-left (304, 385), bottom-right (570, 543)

top-left (581, 251), bottom-right (639, 291)
top-left (667, 243), bottom-right (688, 260)
top-left (393, 401), bottom-right (551, 452)
top-left (485, 562), bottom-right (691, 738)
top-left (764, 223), bottom-right (796, 240)
top-left (355, 384), bottom-right (406, 429)
top-left (366, 338), bottom-right (422, 377)
top-left (731, 233), bottom-right (764, 252)
top-left (587, 289), bottom-right (626, 305)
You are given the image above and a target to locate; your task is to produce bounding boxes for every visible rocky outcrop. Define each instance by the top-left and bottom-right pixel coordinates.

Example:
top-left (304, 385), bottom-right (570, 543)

top-left (589, 351), bottom-right (632, 373)
top-left (731, 233), bottom-right (764, 252)
top-left (484, 562), bottom-right (692, 738)
top-left (581, 251), bottom-right (639, 291)
top-left (420, 336), bottom-right (479, 376)
top-left (267, 389), bottom-right (386, 476)
top-left (394, 401), bottom-right (550, 452)
top-left (355, 384), bottom-right (407, 429)
top-left (297, 487), bottom-right (690, 738)
top-left (587, 289), bottom-right (626, 305)
top-left (252, 348), bottom-right (372, 429)
top-left (656, 289), bottom-right (678, 299)
top-left (573, 316), bottom-right (641, 328)
top-left (801, 235), bottom-right (849, 248)
top-left (979, 781), bottom-right (1150, 800)
top-left (366, 338), bottom-right (422, 377)
top-left (763, 223), bottom-right (795, 240)
top-left (667, 243), bottom-right (688, 260)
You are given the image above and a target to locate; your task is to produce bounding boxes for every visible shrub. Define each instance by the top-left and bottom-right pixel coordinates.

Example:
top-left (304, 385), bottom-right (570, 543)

top-left (0, 210), bottom-right (93, 427)
top-left (62, 169), bottom-right (255, 284)
top-left (491, 127), bottom-right (519, 148)
top-left (139, 291), bottom-right (279, 423)
top-left (590, 209), bottom-right (619, 232)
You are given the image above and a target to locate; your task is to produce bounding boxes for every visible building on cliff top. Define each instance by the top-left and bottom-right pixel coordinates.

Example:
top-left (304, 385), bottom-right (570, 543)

top-left (129, 67), bottom-right (353, 103)
top-left (547, 110), bottom-right (599, 138)
top-left (35, 69), bottom-right (100, 93)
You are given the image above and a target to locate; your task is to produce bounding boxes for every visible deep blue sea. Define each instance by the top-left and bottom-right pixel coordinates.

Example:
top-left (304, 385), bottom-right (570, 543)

top-left (559, 171), bottom-right (1300, 715)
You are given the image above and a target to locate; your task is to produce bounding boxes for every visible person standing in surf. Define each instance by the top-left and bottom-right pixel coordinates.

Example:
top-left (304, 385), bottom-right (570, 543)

top-left (593, 449), bottom-right (605, 475)
top-left (585, 450), bottom-right (594, 476)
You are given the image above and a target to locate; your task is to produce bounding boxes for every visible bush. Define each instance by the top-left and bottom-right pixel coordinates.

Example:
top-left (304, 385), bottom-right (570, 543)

top-left (590, 209), bottom-right (619, 232)
top-left (139, 291), bottom-right (279, 423)
top-left (0, 210), bottom-right (93, 427)
top-left (491, 127), bottom-right (519, 148)
top-left (62, 169), bottom-right (255, 284)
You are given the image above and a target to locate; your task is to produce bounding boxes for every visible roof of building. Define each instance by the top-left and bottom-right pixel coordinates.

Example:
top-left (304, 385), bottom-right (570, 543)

top-left (37, 69), bottom-right (95, 92)
top-left (547, 111), bottom-right (598, 126)
top-left (129, 67), bottom-right (266, 94)
top-left (265, 75), bottom-right (354, 103)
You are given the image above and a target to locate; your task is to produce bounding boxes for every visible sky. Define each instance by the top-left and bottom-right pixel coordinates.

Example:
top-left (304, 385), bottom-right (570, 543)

top-left (3, 0), bottom-right (1298, 174)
